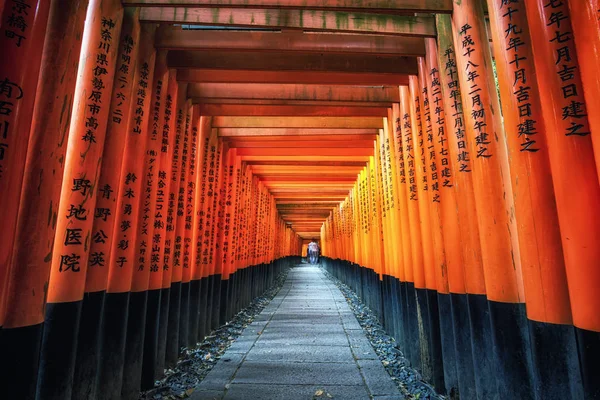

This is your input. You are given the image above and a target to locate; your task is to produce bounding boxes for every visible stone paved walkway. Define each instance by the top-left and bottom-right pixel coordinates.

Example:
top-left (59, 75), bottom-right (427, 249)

top-left (191, 264), bottom-right (404, 400)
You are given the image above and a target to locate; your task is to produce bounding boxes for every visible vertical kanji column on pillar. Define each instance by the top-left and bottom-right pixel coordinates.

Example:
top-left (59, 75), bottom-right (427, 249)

top-left (0, 0), bottom-right (85, 398)
top-left (164, 84), bottom-right (188, 367)
top-left (568, 0), bottom-right (600, 182)
top-left (487, 1), bottom-right (581, 398)
top-left (37, 1), bottom-right (123, 399)
top-left (452, 1), bottom-right (534, 397)
top-left (155, 68), bottom-right (178, 376)
top-left (72, 9), bottom-right (140, 400)
top-left (435, 15), bottom-right (484, 399)
top-left (122, 46), bottom-right (166, 398)
top-left (96, 22), bottom-right (155, 400)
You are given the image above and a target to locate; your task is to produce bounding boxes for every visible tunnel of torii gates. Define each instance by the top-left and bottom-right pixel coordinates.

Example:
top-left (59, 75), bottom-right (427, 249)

top-left (1, 0), bottom-right (600, 399)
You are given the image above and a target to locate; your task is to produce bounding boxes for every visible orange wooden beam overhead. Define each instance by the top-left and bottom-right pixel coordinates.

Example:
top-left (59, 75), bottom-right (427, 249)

top-left (156, 28), bottom-right (426, 56)
top-left (167, 51), bottom-right (418, 74)
top-left (218, 128), bottom-right (379, 137)
top-left (241, 155), bottom-right (370, 161)
top-left (198, 104), bottom-right (388, 117)
top-left (138, 8), bottom-right (436, 36)
top-left (179, 69), bottom-right (408, 86)
top-left (198, 99), bottom-right (392, 107)
top-left (188, 83), bottom-right (399, 103)
top-left (212, 116), bottom-right (383, 128)
top-left (124, 0), bottom-right (452, 13)
top-left (226, 140), bottom-right (375, 148)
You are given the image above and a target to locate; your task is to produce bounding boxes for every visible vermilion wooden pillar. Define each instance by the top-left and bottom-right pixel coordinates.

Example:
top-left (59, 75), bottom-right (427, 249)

top-left (568, 0), bottom-right (600, 183)
top-left (37, 1), bottom-right (124, 399)
top-left (421, 52), bottom-right (461, 396)
top-left (124, 48), bottom-right (167, 398)
top-left (155, 68), bottom-right (178, 376)
top-left (73, 9), bottom-right (140, 400)
top-left (0, 0), bottom-right (51, 330)
top-left (0, 0), bottom-right (85, 398)
top-left (164, 82), bottom-right (188, 368)
top-left (452, 1), bottom-right (536, 398)
top-left (173, 100), bottom-right (192, 351)
top-left (95, 22), bottom-right (156, 400)
top-left (486, 1), bottom-right (582, 398)
top-left (434, 15), bottom-right (484, 399)
top-left (181, 105), bottom-right (202, 347)
top-left (391, 103), bottom-right (414, 362)
top-left (398, 86), bottom-right (424, 372)
top-left (207, 140), bottom-right (225, 331)
top-left (191, 115), bottom-right (212, 341)
top-left (409, 75), bottom-right (442, 388)
top-left (524, 0), bottom-right (600, 397)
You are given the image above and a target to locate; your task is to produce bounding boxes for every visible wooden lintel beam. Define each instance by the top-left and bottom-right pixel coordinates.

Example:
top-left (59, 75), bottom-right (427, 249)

top-left (218, 128), bottom-right (379, 137)
top-left (199, 104), bottom-right (388, 117)
top-left (237, 147), bottom-right (373, 156)
top-left (139, 8), bottom-right (437, 37)
top-left (167, 51), bottom-right (418, 75)
top-left (125, 0), bottom-right (452, 13)
top-left (242, 155), bottom-right (370, 161)
top-left (156, 28), bottom-right (426, 56)
top-left (213, 116), bottom-right (383, 128)
top-left (229, 140), bottom-right (375, 148)
top-left (179, 69), bottom-right (408, 86)
top-left (188, 83), bottom-right (399, 103)
top-left (197, 99), bottom-right (393, 107)
top-left (224, 135), bottom-right (378, 143)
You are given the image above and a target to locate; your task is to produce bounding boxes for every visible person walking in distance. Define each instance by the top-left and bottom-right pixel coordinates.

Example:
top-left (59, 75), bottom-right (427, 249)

top-left (308, 239), bottom-right (320, 264)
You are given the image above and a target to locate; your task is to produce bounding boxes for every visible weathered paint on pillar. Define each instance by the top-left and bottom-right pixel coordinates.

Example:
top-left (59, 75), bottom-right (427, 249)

top-left (0, 0), bottom-right (87, 397)
top-left (2, 0), bottom-right (88, 329)
top-left (0, 0), bottom-right (51, 327)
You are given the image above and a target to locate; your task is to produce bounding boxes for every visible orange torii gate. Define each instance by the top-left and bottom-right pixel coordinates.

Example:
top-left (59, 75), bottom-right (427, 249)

top-left (0, 1), bottom-right (599, 399)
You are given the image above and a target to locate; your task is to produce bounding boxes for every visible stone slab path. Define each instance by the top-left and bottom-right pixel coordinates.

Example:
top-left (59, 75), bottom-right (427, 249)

top-left (191, 264), bottom-right (404, 400)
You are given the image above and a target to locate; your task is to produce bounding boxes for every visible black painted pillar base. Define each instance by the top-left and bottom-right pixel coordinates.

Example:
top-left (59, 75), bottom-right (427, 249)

top-left (141, 289), bottom-right (162, 391)
top-left (529, 320), bottom-right (583, 400)
top-left (36, 300), bottom-right (83, 400)
top-left (211, 274), bottom-right (222, 330)
top-left (0, 323), bottom-right (43, 400)
top-left (488, 301), bottom-right (534, 400)
top-left (219, 279), bottom-right (230, 326)
top-left (178, 281), bottom-right (190, 352)
top-left (405, 283), bottom-right (421, 371)
top-left (156, 286), bottom-right (170, 377)
top-left (449, 293), bottom-right (477, 400)
top-left (188, 280), bottom-right (201, 347)
top-left (437, 292), bottom-right (458, 397)
top-left (72, 291), bottom-right (105, 400)
top-left (97, 292), bottom-right (130, 400)
top-left (576, 326), bottom-right (600, 399)
top-left (197, 277), bottom-right (208, 341)
top-left (121, 290), bottom-right (149, 399)
top-left (467, 294), bottom-right (498, 400)
top-left (165, 282), bottom-right (181, 368)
